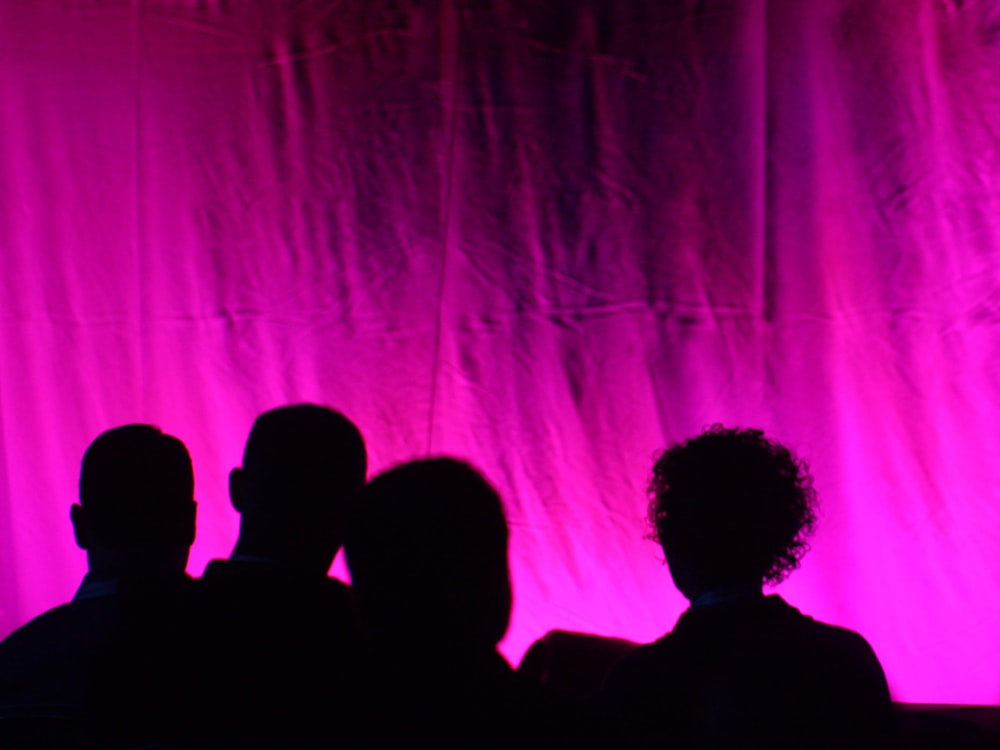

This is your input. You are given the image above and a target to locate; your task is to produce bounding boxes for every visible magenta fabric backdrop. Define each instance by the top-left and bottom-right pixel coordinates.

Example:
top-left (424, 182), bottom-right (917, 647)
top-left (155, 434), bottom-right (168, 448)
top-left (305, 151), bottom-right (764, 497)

top-left (1, 0), bottom-right (999, 704)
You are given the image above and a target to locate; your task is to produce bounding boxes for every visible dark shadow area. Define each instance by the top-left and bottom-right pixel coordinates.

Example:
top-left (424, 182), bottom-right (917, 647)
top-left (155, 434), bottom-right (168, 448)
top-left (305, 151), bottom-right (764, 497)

top-left (895, 704), bottom-right (1000, 749)
top-left (519, 630), bottom-right (639, 699)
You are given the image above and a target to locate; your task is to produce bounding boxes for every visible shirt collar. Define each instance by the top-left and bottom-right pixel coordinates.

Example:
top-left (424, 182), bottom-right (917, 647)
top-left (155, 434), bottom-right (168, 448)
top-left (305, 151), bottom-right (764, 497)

top-left (690, 588), bottom-right (764, 609)
top-left (72, 574), bottom-right (119, 601)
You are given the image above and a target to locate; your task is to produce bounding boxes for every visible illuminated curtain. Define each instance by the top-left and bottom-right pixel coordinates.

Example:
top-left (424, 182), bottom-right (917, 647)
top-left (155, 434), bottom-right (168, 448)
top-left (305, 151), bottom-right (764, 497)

top-left (1, 0), bottom-right (999, 702)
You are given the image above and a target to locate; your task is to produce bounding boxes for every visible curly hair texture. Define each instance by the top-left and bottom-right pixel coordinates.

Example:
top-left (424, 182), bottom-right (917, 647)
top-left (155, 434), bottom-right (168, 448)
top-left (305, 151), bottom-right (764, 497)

top-left (648, 425), bottom-right (817, 588)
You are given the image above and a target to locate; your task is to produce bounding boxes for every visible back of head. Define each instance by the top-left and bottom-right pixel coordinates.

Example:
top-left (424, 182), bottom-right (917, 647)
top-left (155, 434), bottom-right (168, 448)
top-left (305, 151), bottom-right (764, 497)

top-left (78, 424), bottom-right (195, 562)
top-left (235, 404), bottom-right (367, 570)
top-left (648, 425), bottom-right (817, 596)
top-left (345, 458), bottom-right (512, 650)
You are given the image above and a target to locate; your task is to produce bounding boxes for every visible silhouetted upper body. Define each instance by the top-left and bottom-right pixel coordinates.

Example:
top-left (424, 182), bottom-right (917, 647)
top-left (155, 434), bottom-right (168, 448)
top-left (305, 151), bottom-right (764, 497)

top-left (346, 458), bottom-right (581, 747)
top-left (604, 426), bottom-right (892, 749)
top-left (0, 424), bottom-right (196, 747)
top-left (185, 404), bottom-right (366, 747)
top-left (0, 575), bottom-right (131, 718)
top-left (605, 594), bottom-right (891, 748)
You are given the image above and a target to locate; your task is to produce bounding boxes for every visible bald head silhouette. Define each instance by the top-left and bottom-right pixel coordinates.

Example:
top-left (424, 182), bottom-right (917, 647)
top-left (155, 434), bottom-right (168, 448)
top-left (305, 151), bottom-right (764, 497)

top-left (229, 404), bottom-right (367, 574)
top-left (70, 423), bottom-right (196, 577)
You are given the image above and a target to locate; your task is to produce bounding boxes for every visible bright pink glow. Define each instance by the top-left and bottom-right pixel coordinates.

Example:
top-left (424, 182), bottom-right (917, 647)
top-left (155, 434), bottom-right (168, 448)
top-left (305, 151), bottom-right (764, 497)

top-left (2, 1), bottom-right (1000, 705)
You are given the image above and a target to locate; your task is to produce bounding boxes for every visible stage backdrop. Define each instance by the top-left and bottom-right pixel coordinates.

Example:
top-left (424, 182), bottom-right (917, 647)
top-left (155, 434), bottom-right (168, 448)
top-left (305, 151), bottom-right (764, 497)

top-left (1, 0), bottom-right (999, 704)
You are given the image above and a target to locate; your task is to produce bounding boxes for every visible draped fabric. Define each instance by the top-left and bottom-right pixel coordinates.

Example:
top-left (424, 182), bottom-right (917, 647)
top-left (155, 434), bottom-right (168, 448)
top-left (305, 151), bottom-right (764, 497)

top-left (1, 0), bottom-right (999, 703)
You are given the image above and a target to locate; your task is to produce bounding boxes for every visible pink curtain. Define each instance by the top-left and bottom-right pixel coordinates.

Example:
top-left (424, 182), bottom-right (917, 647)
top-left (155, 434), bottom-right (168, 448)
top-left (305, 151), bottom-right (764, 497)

top-left (1, 0), bottom-right (999, 703)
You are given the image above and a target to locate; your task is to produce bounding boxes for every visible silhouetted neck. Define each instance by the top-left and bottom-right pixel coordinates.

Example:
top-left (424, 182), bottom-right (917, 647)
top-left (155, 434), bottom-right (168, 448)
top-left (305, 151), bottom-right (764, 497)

top-left (689, 587), bottom-right (763, 609)
top-left (74, 568), bottom-right (190, 601)
top-left (85, 544), bottom-right (189, 580)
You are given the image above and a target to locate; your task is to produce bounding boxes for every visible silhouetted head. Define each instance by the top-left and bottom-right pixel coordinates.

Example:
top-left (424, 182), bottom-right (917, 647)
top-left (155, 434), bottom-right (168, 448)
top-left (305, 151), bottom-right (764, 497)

top-left (71, 424), bottom-right (196, 576)
top-left (230, 404), bottom-right (367, 573)
top-left (648, 425), bottom-right (817, 601)
top-left (345, 458), bottom-right (512, 651)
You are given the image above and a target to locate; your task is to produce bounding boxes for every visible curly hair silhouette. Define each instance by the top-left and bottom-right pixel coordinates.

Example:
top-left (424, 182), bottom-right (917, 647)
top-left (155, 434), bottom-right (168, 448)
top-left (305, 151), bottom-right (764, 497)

top-left (648, 425), bottom-right (817, 598)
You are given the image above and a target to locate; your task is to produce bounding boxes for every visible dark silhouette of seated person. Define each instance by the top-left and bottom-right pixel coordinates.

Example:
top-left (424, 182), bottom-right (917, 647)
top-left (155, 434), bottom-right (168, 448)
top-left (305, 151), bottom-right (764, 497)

top-left (604, 426), bottom-right (892, 749)
top-left (518, 629), bottom-right (639, 699)
top-left (346, 458), bottom-right (559, 747)
top-left (189, 403), bottom-right (367, 746)
top-left (0, 424), bottom-right (195, 743)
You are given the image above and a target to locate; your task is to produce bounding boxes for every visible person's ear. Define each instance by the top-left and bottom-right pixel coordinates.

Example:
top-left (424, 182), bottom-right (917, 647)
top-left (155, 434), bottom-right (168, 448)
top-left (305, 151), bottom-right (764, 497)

top-left (70, 504), bottom-right (90, 550)
top-left (229, 468), bottom-right (244, 513)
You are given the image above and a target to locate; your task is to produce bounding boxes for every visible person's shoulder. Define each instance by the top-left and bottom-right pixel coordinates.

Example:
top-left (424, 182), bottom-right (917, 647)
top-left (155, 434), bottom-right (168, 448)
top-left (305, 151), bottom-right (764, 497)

top-left (807, 617), bottom-right (878, 652)
top-left (806, 619), bottom-right (886, 681)
top-left (0, 598), bottom-right (111, 654)
top-left (775, 597), bottom-right (890, 698)
top-left (199, 558), bottom-right (244, 581)
top-left (0, 607), bottom-right (66, 665)
top-left (0, 598), bottom-right (117, 708)
top-left (776, 598), bottom-right (880, 656)
top-left (602, 631), bottom-right (679, 697)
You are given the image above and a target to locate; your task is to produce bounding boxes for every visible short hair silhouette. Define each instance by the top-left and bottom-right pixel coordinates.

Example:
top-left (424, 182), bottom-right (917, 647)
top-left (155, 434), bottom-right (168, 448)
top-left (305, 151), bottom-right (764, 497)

top-left (648, 424), bottom-right (817, 595)
top-left (229, 404), bottom-right (367, 572)
top-left (345, 458), bottom-right (511, 648)
top-left (72, 424), bottom-right (195, 560)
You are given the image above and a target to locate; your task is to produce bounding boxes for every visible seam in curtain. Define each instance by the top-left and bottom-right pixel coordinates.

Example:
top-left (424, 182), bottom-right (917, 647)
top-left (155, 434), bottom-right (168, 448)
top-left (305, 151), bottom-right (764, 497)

top-left (132, 0), bottom-right (146, 415)
top-left (425, 0), bottom-right (465, 454)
